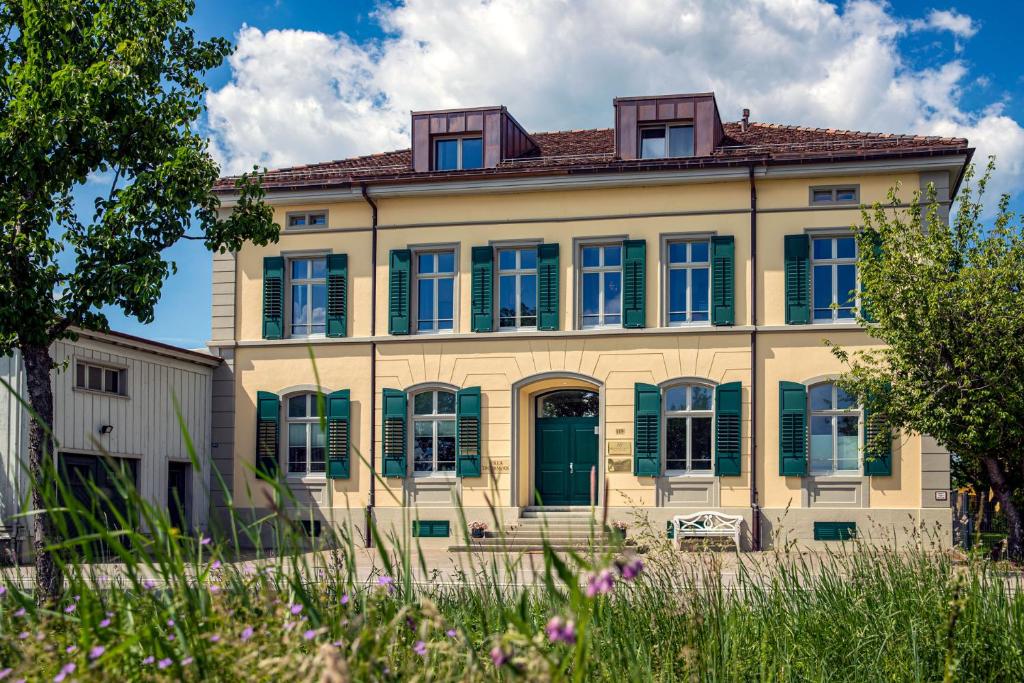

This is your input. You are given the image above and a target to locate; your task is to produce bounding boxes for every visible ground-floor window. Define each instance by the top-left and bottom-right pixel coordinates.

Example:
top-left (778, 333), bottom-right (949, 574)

top-left (286, 393), bottom-right (326, 475)
top-left (413, 389), bottom-right (456, 474)
top-left (663, 383), bottom-right (713, 473)
top-left (809, 382), bottom-right (860, 474)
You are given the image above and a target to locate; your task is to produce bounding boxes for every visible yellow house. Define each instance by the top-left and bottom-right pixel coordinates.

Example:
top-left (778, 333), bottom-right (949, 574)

top-left (209, 93), bottom-right (969, 550)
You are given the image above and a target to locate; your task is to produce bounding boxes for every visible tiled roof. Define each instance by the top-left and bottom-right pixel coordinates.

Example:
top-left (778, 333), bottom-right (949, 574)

top-left (214, 121), bottom-right (968, 193)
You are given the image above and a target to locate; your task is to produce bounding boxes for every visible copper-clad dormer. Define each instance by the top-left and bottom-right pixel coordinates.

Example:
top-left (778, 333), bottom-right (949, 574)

top-left (613, 93), bottom-right (725, 160)
top-left (410, 106), bottom-right (539, 173)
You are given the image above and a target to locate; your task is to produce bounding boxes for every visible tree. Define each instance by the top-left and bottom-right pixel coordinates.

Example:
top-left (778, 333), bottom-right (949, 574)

top-left (831, 160), bottom-right (1024, 559)
top-left (0, 1), bottom-right (277, 600)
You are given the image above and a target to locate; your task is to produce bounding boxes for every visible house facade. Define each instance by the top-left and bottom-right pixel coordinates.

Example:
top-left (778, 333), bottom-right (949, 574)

top-left (1, 329), bottom-right (219, 557)
top-left (209, 93), bottom-right (968, 549)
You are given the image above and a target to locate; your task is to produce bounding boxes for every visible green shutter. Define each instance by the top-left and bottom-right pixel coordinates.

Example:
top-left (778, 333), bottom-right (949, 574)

top-left (412, 520), bottom-right (451, 538)
top-left (715, 382), bottom-right (742, 476)
top-left (471, 247), bottom-right (494, 332)
top-left (537, 243), bottom-right (560, 331)
top-left (860, 232), bottom-right (882, 323)
top-left (381, 388), bottom-right (407, 477)
top-left (711, 236), bottom-right (735, 326)
top-left (326, 254), bottom-right (348, 338)
top-left (255, 391), bottom-right (280, 477)
top-left (262, 257), bottom-right (285, 340)
top-left (633, 383), bottom-right (660, 477)
top-left (326, 389), bottom-right (351, 479)
top-left (623, 239), bottom-right (646, 328)
top-left (456, 387), bottom-right (482, 477)
top-left (779, 381), bottom-right (807, 476)
top-left (814, 521), bottom-right (856, 541)
top-left (388, 249), bottom-right (412, 335)
top-left (863, 399), bottom-right (892, 476)
top-left (784, 235), bottom-right (810, 324)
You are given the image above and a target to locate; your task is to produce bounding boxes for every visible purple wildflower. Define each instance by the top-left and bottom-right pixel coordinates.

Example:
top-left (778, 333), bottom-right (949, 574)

top-left (545, 616), bottom-right (577, 645)
top-left (303, 629), bottom-right (317, 641)
top-left (490, 646), bottom-right (508, 667)
top-left (617, 557), bottom-right (644, 581)
top-left (0, 586), bottom-right (6, 596)
top-left (290, 603), bottom-right (303, 615)
top-left (13, 608), bottom-right (25, 617)
top-left (283, 621), bottom-right (296, 632)
top-left (54, 663), bottom-right (75, 682)
top-left (377, 576), bottom-right (395, 593)
top-left (17, 632), bottom-right (28, 640)
top-left (157, 658), bottom-right (172, 670)
top-left (182, 657), bottom-right (193, 666)
top-left (210, 560), bottom-right (221, 571)
top-left (209, 584), bottom-right (221, 594)
top-left (65, 646), bottom-right (76, 654)
top-left (143, 579), bottom-right (156, 590)
top-left (0, 668), bottom-right (10, 680)
top-left (99, 619), bottom-right (111, 628)
top-left (200, 536), bottom-right (211, 546)
top-left (89, 645), bottom-right (105, 660)
top-left (167, 618), bottom-right (175, 627)
top-left (209, 634), bottom-right (221, 643)
top-left (142, 656), bottom-right (155, 665)
top-left (63, 603), bottom-right (76, 614)
top-left (240, 626), bottom-right (254, 641)
top-left (585, 569), bottom-right (615, 597)
top-left (446, 629), bottom-right (457, 638)
top-left (413, 640), bottom-right (427, 657)
top-left (340, 593), bottom-right (350, 605)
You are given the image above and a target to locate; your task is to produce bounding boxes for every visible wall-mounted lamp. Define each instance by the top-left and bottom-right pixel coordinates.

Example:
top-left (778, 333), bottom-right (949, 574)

top-left (98, 425), bottom-right (114, 435)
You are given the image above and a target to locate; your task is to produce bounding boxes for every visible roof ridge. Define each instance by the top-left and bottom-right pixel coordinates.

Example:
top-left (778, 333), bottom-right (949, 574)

top-left (731, 120), bottom-right (966, 143)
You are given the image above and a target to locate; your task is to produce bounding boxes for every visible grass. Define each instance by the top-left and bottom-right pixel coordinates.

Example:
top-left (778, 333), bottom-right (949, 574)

top-left (1, 376), bottom-right (1023, 681)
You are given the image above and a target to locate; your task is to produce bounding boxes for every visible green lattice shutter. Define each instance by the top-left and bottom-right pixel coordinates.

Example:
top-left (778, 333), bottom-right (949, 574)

top-left (262, 257), bottom-right (285, 340)
top-left (256, 391), bottom-right (280, 477)
top-left (623, 239), bottom-right (646, 328)
top-left (537, 243), bottom-right (560, 331)
top-left (779, 381), bottom-right (807, 476)
top-left (326, 389), bottom-right (350, 479)
top-left (715, 381), bottom-right (742, 476)
top-left (471, 247), bottom-right (494, 332)
top-left (784, 235), bottom-right (810, 324)
top-left (711, 236), bottom-right (735, 326)
top-left (633, 383), bottom-right (660, 477)
top-left (861, 232), bottom-right (882, 323)
top-left (388, 249), bottom-right (411, 335)
top-left (381, 388), bottom-right (407, 477)
top-left (456, 387), bottom-right (482, 477)
top-left (326, 254), bottom-right (348, 338)
top-left (863, 397), bottom-right (892, 476)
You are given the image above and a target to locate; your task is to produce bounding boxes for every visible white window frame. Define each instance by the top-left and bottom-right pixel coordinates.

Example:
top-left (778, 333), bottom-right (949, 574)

top-left (412, 246), bottom-right (458, 335)
top-left (74, 360), bottom-right (126, 396)
top-left (286, 254), bottom-right (328, 338)
top-left (577, 241), bottom-right (624, 330)
top-left (410, 389), bottom-right (457, 477)
top-left (810, 234), bottom-right (859, 323)
top-left (808, 382), bottom-right (862, 476)
top-left (284, 393), bottom-right (326, 479)
top-left (496, 246), bottom-right (539, 331)
top-left (433, 136), bottom-right (484, 171)
top-left (809, 185), bottom-right (859, 206)
top-left (638, 123), bottom-right (695, 159)
top-left (285, 210), bottom-right (328, 230)
top-left (663, 238), bottom-right (712, 326)
top-left (661, 382), bottom-right (715, 475)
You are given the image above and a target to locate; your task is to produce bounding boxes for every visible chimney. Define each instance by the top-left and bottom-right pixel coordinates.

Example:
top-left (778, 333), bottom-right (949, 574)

top-left (741, 108), bottom-right (750, 133)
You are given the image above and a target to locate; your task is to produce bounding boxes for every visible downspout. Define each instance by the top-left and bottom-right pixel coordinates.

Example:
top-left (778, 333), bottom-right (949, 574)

top-left (748, 163), bottom-right (761, 551)
top-left (361, 183), bottom-right (378, 548)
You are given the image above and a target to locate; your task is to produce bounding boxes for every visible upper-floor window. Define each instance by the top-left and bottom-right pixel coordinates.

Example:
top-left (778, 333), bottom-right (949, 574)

top-left (812, 236), bottom-right (858, 322)
top-left (416, 250), bottom-right (455, 333)
top-left (289, 257), bottom-right (327, 337)
top-left (287, 211), bottom-right (327, 229)
top-left (434, 137), bottom-right (483, 171)
top-left (639, 124), bottom-right (694, 159)
top-left (75, 361), bottom-right (124, 395)
top-left (663, 383), bottom-right (713, 472)
top-left (809, 382), bottom-right (859, 475)
top-left (810, 186), bottom-right (859, 205)
top-left (579, 243), bottom-right (622, 328)
top-left (287, 393), bottom-right (326, 476)
top-left (666, 240), bottom-right (710, 325)
top-left (498, 247), bottom-right (538, 329)
top-left (413, 390), bottom-right (456, 474)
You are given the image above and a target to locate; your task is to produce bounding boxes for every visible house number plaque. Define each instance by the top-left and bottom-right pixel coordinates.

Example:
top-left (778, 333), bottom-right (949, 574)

top-left (607, 440), bottom-right (632, 456)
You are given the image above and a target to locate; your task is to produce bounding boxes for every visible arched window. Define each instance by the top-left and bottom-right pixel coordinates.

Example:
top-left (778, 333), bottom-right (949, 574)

top-left (537, 390), bottom-right (599, 418)
top-left (663, 383), bottom-right (713, 472)
top-left (809, 382), bottom-right (860, 474)
top-left (286, 393), bottom-right (326, 475)
top-left (413, 389), bottom-right (457, 474)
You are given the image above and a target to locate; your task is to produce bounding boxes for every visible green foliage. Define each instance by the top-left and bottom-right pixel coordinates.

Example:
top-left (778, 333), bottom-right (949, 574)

top-left (0, 0), bottom-right (277, 351)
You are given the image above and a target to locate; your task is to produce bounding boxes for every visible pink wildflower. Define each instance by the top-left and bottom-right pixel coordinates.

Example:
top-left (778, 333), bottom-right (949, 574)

top-left (413, 640), bottom-right (427, 657)
top-left (99, 619), bottom-right (111, 628)
top-left (240, 626), bottom-right (254, 641)
top-left (545, 616), bottom-right (577, 645)
top-left (340, 593), bottom-right (350, 605)
top-left (616, 557), bottom-right (644, 581)
top-left (142, 656), bottom-right (155, 665)
top-left (490, 646), bottom-right (508, 667)
top-left (63, 604), bottom-right (75, 614)
top-left (17, 632), bottom-right (28, 640)
top-left (13, 608), bottom-right (25, 617)
top-left (65, 646), bottom-right (76, 654)
top-left (209, 634), bottom-right (221, 643)
top-left (182, 657), bottom-right (193, 666)
top-left (446, 629), bottom-right (457, 638)
top-left (303, 629), bottom-right (316, 641)
top-left (585, 569), bottom-right (615, 597)
top-left (0, 668), bottom-right (10, 679)
top-left (200, 536), bottom-right (211, 546)
top-left (89, 645), bottom-right (105, 660)
top-left (157, 658), bottom-right (172, 670)
top-left (290, 603), bottom-right (303, 615)
top-left (53, 663), bottom-right (75, 683)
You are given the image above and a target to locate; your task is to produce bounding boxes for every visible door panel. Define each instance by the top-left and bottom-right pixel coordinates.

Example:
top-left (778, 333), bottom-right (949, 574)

top-left (167, 461), bottom-right (192, 531)
top-left (535, 417), bottom-right (598, 506)
top-left (569, 423), bottom-right (599, 504)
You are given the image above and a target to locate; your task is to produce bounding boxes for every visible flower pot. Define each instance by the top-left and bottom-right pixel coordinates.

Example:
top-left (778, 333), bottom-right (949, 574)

top-left (471, 528), bottom-right (485, 539)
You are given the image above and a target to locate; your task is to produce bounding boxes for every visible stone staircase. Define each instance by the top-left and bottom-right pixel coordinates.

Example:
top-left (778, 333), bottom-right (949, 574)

top-left (449, 507), bottom-right (621, 553)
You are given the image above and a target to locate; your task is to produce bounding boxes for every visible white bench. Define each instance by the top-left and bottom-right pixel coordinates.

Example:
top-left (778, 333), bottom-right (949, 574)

top-left (671, 511), bottom-right (743, 551)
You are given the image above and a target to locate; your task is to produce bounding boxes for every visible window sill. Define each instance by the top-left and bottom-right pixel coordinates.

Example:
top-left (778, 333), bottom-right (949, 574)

top-left (288, 334), bottom-right (327, 341)
top-left (72, 386), bottom-right (130, 400)
top-left (665, 321), bottom-right (712, 329)
top-left (414, 329), bottom-right (455, 336)
top-left (805, 473), bottom-right (862, 480)
top-left (285, 475), bottom-right (327, 484)
top-left (663, 471), bottom-right (715, 479)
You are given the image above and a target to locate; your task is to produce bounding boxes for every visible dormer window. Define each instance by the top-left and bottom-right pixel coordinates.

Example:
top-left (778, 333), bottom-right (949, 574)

top-left (434, 136), bottom-right (483, 171)
top-left (639, 124), bottom-right (694, 159)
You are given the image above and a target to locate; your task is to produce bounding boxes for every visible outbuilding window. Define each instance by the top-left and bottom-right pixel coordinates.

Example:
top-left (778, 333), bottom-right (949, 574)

top-left (75, 361), bottom-right (124, 395)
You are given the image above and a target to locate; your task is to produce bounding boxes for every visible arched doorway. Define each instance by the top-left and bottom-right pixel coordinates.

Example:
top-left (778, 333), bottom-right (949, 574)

top-left (534, 389), bottom-right (599, 506)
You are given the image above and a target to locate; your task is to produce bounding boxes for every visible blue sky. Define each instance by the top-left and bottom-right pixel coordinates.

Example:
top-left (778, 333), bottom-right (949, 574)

top-left (90, 0), bottom-right (1024, 348)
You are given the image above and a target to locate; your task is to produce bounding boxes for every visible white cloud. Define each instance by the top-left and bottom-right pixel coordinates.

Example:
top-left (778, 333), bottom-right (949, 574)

top-left (206, 0), bottom-right (1022, 202)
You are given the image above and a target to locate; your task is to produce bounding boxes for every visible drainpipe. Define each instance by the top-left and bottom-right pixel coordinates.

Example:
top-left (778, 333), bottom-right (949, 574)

top-left (361, 183), bottom-right (378, 548)
top-left (748, 163), bottom-right (761, 551)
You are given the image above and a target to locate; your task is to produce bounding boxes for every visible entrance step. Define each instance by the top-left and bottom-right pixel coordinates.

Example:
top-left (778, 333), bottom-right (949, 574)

top-left (450, 507), bottom-right (625, 553)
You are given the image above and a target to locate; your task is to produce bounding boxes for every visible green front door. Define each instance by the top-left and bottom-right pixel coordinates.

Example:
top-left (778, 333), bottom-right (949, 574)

top-left (535, 416), bottom-right (599, 506)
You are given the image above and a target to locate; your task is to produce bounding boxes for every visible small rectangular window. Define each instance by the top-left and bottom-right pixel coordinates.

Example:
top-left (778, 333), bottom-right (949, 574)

top-left (640, 124), bottom-right (694, 159)
top-left (75, 362), bottom-right (124, 395)
top-left (287, 211), bottom-right (328, 229)
top-left (433, 137), bottom-right (483, 171)
top-left (810, 186), bottom-right (859, 205)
